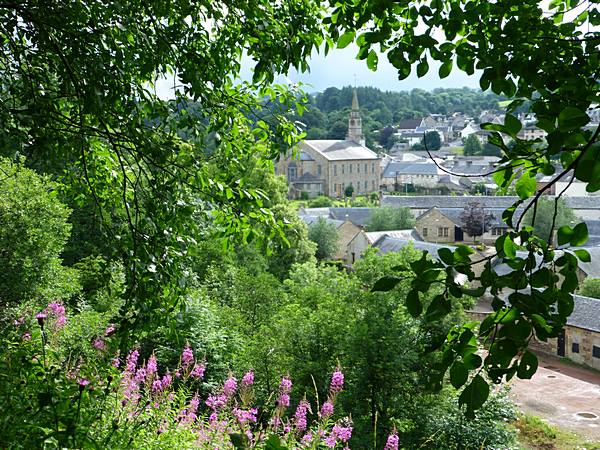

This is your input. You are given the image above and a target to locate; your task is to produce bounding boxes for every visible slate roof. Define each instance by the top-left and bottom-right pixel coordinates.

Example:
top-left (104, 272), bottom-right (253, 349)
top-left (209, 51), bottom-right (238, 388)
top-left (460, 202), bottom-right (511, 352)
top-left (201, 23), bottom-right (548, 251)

top-left (398, 119), bottom-right (421, 130)
top-left (382, 161), bottom-right (439, 178)
top-left (574, 246), bottom-right (600, 278)
top-left (373, 237), bottom-right (453, 259)
top-left (298, 207), bottom-right (330, 217)
top-left (569, 295), bottom-right (600, 332)
top-left (364, 229), bottom-right (420, 244)
top-left (303, 140), bottom-right (379, 161)
top-left (382, 195), bottom-right (521, 209)
top-left (300, 215), bottom-right (345, 229)
top-left (329, 207), bottom-right (374, 227)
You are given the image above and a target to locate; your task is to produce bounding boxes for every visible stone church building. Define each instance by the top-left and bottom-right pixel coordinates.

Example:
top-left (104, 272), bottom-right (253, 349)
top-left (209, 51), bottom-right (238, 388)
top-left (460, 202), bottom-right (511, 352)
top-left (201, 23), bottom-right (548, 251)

top-left (276, 90), bottom-right (380, 198)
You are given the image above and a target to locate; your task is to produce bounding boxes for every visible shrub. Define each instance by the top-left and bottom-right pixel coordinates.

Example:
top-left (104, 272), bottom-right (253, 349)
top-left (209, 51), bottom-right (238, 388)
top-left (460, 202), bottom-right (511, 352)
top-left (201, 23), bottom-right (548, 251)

top-left (0, 158), bottom-right (72, 307)
top-left (308, 195), bottom-right (333, 207)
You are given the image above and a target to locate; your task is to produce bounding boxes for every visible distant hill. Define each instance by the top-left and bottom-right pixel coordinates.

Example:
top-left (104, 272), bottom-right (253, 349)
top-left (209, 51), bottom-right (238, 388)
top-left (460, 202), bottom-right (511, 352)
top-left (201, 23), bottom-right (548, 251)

top-left (289, 86), bottom-right (507, 149)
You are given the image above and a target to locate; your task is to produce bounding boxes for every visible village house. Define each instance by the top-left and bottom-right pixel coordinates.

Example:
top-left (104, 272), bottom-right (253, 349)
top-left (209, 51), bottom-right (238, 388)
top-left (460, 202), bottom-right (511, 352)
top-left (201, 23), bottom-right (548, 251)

top-left (276, 90), bottom-right (380, 198)
top-left (346, 229), bottom-right (419, 263)
top-left (299, 215), bottom-right (361, 262)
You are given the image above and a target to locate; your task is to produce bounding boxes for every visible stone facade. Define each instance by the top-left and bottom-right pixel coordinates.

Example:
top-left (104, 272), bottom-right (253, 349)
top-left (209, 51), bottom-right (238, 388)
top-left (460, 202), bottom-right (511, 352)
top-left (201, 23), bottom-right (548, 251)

top-left (335, 221), bottom-right (362, 262)
top-left (276, 91), bottom-right (380, 199)
top-left (415, 208), bottom-right (457, 243)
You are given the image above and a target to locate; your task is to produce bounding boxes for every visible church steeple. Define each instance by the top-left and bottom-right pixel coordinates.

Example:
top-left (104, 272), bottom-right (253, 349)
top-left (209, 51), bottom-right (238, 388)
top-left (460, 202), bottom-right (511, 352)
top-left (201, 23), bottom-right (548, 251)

top-left (347, 89), bottom-right (365, 146)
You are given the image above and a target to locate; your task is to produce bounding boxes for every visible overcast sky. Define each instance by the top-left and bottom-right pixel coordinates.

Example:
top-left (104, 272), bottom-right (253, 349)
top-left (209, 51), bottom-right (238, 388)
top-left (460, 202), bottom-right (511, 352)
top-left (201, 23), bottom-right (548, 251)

top-left (155, 44), bottom-right (481, 99)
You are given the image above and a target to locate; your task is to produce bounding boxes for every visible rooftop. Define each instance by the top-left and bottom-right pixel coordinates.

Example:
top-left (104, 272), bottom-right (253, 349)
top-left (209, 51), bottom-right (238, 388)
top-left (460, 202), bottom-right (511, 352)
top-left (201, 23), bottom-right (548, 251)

top-left (303, 140), bottom-right (379, 161)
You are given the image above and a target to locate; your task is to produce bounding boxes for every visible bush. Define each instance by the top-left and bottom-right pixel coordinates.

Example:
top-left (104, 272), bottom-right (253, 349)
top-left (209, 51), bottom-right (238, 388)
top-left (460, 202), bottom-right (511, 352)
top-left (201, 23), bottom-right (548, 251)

top-left (307, 217), bottom-right (339, 260)
top-left (366, 206), bottom-right (415, 231)
top-left (300, 191), bottom-right (309, 200)
top-left (0, 302), bottom-right (369, 449)
top-left (0, 158), bottom-right (73, 307)
top-left (309, 195), bottom-right (333, 207)
top-left (579, 278), bottom-right (600, 299)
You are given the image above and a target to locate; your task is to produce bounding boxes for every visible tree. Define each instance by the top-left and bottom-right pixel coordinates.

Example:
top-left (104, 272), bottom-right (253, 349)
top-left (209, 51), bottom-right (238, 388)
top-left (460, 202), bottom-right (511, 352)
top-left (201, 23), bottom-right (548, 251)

top-left (344, 183), bottom-right (355, 198)
top-left (0, 0), bottom-right (322, 339)
top-left (459, 202), bottom-right (495, 243)
top-left (579, 278), bottom-right (600, 299)
top-left (0, 158), bottom-right (72, 306)
top-left (523, 198), bottom-right (579, 242)
top-left (308, 218), bottom-right (339, 261)
top-left (378, 126), bottom-right (396, 148)
top-left (463, 135), bottom-right (482, 156)
top-left (367, 207), bottom-right (415, 231)
top-left (422, 131), bottom-right (441, 151)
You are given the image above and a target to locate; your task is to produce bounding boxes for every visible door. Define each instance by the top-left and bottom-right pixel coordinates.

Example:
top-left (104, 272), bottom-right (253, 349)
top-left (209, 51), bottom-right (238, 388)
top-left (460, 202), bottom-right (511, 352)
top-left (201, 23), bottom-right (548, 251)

top-left (557, 330), bottom-right (566, 357)
top-left (454, 226), bottom-right (464, 242)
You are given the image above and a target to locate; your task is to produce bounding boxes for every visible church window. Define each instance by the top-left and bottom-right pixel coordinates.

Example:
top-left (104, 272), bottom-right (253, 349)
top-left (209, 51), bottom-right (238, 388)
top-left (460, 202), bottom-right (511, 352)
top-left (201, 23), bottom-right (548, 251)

top-left (334, 165), bottom-right (337, 176)
top-left (317, 164), bottom-right (322, 175)
top-left (349, 164), bottom-right (352, 174)
top-left (364, 180), bottom-right (367, 190)
top-left (372, 163), bottom-right (375, 173)
top-left (342, 164), bottom-right (345, 174)
top-left (287, 166), bottom-right (297, 181)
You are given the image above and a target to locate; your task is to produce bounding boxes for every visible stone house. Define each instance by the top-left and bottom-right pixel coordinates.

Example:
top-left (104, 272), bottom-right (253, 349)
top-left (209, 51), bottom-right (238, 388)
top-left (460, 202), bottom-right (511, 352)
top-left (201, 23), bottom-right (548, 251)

top-left (415, 207), bottom-right (509, 244)
top-left (300, 215), bottom-right (361, 262)
top-left (346, 229), bottom-right (419, 263)
top-left (276, 90), bottom-right (380, 198)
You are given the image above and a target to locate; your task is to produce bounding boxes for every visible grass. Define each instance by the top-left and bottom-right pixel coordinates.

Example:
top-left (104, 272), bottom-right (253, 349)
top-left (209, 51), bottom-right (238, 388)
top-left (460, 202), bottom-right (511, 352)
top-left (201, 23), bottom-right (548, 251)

top-left (513, 413), bottom-right (600, 450)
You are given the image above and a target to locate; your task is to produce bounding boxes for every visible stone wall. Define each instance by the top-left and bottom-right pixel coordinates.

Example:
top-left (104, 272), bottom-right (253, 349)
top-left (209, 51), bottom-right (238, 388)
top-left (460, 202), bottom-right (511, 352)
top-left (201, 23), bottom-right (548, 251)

top-left (328, 160), bottom-right (380, 197)
top-left (415, 208), bottom-right (456, 243)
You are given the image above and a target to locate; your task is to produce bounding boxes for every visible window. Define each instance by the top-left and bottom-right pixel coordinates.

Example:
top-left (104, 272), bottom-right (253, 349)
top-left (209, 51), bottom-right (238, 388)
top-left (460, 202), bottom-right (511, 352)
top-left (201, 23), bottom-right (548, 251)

top-left (443, 227), bottom-right (449, 237)
top-left (349, 164), bottom-right (352, 174)
top-left (423, 228), bottom-right (428, 237)
top-left (372, 162), bottom-right (375, 173)
top-left (364, 180), bottom-right (367, 190)
top-left (372, 180), bottom-right (375, 189)
top-left (287, 166), bottom-right (297, 181)
top-left (492, 227), bottom-right (503, 236)
top-left (572, 342), bottom-right (580, 353)
top-left (593, 346), bottom-right (600, 358)
top-left (334, 165), bottom-right (337, 176)
top-left (333, 183), bottom-right (336, 193)
top-left (342, 164), bottom-right (345, 174)
top-left (365, 163), bottom-right (368, 173)
top-left (438, 227), bottom-right (443, 237)
top-left (357, 164), bottom-right (360, 173)
top-left (317, 164), bottom-right (322, 176)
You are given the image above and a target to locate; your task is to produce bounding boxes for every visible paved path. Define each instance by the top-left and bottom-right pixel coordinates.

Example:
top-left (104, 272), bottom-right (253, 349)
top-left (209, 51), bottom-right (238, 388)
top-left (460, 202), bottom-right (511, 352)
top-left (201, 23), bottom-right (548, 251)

top-left (509, 354), bottom-right (600, 441)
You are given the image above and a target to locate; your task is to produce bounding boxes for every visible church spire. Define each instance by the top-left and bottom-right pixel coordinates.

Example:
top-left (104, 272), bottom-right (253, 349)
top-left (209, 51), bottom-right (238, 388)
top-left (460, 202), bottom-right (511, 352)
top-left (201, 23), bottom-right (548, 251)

top-left (347, 89), bottom-right (365, 146)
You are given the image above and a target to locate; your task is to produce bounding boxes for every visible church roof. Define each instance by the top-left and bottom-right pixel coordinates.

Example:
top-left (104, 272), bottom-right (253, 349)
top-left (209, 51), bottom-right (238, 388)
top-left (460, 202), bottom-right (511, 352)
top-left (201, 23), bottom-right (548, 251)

top-left (303, 140), bottom-right (379, 161)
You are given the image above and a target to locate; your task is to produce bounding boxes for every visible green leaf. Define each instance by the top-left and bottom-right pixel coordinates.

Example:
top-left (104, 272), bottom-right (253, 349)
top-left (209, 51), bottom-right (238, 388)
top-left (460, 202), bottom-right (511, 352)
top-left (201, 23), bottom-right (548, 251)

top-left (557, 225), bottom-right (574, 246)
top-left (571, 222), bottom-right (588, 246)
top-left (503, 236), bottom-right (517, 259)
top-left (517, 351), bottom-right (538, 379)
top-left (229, 434), bottom-right (246, 450)
top-left (337, 31), bottom-right (355, 49)
top-left (367, 50), bottom-right (378, 71)
top-left (450, 361), bottom-right (469, 389)
top-left (459, 375), bottom-right (489, 418)
top-left (515, 171), bottom-right (536, 200)
top-left (417, 59), bottom-right (429, 78)
top-left (371, 275), bottom-right (402, 292)
top-left (504, 113), bottom-right (522, 136)
top-left (406, 289), bottom-right (422, 317)
top-left (439, 59), bottom-right (453, 78)
top-left (437, 247), bottom-right (454, 265)
top-left (574, 249), bottom-right (591, 262)
top-left (558, 107), bottom-right (590, 131)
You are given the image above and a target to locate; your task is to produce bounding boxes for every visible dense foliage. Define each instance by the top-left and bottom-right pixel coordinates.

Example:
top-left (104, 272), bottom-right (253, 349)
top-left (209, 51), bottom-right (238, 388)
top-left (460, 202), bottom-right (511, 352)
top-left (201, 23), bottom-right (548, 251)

top-left (367, 207), bottom-right (415, 231)
top-left (307, 218), bottom-right (340, 261)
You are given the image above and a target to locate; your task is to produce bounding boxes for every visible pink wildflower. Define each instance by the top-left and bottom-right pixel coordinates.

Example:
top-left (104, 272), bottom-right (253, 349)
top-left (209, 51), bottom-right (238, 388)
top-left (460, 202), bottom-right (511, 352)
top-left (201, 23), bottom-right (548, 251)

top-left (111, 356), bottom-right (120, 368)
top-left (278, 393), bottom-right (290, 408)
top-left (324, 434), bottom-right (337, 448)
top-left (321, 401), bottom-right (334, 418)
top-left (190, 363), bottom-right (205, 379)
top-left (147, 354), bottom-right (158, 377)
top-left (233, 407), bottom-right (258, 424)
top-left (280, 376), bottom-right (292, 394)
top-left (152, 379), bottom-right (162, 392)
top-left (181, 346), bottom-right (194, 367)
top-left (294, 399), bottom-right (310, 431)
top-left (384, 430), bottom-right (399, 450)
top-left (104, 325), bottom-right (116, 336)
top-left (22, 332), bottom-right (31, 341)
top-left (161, 372), bottom-right (172, 390)
top-left (35, 312), bottom-right (46, 327)
top-left (330, 368), bottom-right (344, 393)
top-left (135, 368), bottom-right (146, 383)
top-left (93, 338), bottom-right (106, 350)
top-left (332, 424), bottom-right (353, 442)
top-left (302, 432), bottom-right (313, 444)
top-left (125, 349), bottom-right (139, 373)
top-left (223, 375), bottom-right (237, 397)
top-left (14, 317), bottom-right (25, 327)
top-left (46, 302), bottom-right (66, 328)
top-left (242, 370), bottom-right (254, 386)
